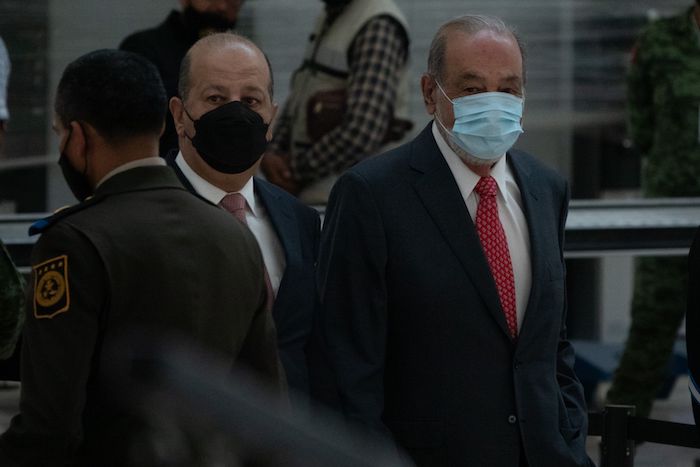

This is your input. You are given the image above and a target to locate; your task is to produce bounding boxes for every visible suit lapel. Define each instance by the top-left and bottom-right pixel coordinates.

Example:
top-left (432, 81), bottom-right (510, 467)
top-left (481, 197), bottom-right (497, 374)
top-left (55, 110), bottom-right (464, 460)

top-left (254, 179), bottom-right (301, 283)
top-left (507, 151), bottom-right (545, 340)
top-left (410, 125), bottom-right (513, 340)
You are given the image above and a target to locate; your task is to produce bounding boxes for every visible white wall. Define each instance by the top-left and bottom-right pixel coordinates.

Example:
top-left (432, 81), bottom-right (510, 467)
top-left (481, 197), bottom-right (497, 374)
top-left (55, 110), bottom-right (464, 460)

top-left (46, 0), bottom-right (177, 210)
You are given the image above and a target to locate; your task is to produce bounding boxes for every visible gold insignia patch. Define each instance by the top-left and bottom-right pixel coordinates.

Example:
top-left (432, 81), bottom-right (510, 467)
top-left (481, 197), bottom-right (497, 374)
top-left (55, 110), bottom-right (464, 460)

top-left (33, 255), bottom-right (70, 319)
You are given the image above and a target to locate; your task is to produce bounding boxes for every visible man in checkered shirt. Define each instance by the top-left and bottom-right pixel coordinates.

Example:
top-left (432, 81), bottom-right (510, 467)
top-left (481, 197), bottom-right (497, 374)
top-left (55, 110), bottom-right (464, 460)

top-left (262, 0), bottom-right (411, 204)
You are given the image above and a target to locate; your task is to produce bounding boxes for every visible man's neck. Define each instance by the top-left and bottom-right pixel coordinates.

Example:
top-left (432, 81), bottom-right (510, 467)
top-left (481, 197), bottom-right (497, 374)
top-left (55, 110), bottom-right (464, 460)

top-left (464, 160), bottom-right (493, 178)
top-left (181, 149), bottom-right (257, 193)
top-left (89, 138), bottom-right (160, 187)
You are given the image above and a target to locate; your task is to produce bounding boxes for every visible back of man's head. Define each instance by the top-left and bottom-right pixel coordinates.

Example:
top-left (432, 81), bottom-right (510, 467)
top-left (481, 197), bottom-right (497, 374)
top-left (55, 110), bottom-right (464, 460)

top-left (55, 49), bottom-right (167, 144)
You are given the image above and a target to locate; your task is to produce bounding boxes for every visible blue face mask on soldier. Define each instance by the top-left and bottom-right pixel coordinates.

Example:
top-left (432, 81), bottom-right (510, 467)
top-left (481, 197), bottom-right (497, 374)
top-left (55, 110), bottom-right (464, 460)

top-left (434, 80), bottom-right (524, 161)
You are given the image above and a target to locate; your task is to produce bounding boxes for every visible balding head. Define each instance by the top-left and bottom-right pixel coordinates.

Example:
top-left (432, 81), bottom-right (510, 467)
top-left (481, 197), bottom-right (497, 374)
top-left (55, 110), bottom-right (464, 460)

top-left (427, 15), bottom-right (526, 84)
top-left (178, 32), bottom-right (274, 101)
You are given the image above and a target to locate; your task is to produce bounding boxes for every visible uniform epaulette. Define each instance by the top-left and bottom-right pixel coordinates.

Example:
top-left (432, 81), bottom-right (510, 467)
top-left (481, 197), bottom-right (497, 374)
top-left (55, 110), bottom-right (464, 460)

top-left (28, 197), bottom-right (100, 236)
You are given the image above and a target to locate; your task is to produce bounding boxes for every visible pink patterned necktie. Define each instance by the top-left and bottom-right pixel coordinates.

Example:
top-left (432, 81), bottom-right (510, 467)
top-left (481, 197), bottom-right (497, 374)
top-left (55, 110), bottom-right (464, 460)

top-left (474, 176), bottom-right (518, 338)
top-left (220, 192), bottom-right (275, 312)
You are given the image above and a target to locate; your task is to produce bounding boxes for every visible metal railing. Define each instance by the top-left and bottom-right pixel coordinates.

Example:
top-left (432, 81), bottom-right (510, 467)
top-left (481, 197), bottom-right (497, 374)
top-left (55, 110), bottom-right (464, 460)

top-left (589, 405), bottom-right (700, 466)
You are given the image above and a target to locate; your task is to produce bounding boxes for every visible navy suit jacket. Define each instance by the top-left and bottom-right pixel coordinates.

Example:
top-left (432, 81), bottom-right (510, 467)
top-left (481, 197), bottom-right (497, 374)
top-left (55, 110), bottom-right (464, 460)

top-left (317, 124), bottom-right (592, 467)
top-left (166, 154), bottom-right (321, 394)
top-left (687, 229), bottom-right (700, 426)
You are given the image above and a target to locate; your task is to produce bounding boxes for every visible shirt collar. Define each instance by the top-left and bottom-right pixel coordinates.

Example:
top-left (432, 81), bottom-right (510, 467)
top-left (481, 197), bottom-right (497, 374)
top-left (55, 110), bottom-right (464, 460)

top-left (175, 151), bottom-right (259, 217)
top-left (97, 156), bottom-right (166, 188)
top-left (431, 121), bottom-right (509, 204)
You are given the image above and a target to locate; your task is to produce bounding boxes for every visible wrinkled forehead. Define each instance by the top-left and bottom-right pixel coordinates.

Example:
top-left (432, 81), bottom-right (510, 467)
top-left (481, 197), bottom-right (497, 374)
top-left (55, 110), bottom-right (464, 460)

top-left (189, 43), bottom-right (270, 93)
top-left (444, 30), bottom-right (523, 81)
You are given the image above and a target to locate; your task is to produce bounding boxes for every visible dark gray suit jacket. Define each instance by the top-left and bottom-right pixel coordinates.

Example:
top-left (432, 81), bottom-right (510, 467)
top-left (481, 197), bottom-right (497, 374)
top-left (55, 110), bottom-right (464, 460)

top-left (167, 154), bottom-right (321, 394)
top-left (317, 124), bottom-right (592, 467)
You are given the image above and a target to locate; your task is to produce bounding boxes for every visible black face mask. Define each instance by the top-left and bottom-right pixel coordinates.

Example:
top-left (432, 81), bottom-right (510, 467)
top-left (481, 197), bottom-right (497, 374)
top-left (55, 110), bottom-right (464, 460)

top-left (182, 6), bottom-right (236, 37)
top-left (58, 127), bottom-right (93, 202)
top-left (184, 101), bottom-right (269, 174)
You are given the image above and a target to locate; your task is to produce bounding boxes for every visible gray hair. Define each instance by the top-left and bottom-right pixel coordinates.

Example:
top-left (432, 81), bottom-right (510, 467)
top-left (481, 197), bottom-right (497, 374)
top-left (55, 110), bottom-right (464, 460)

top-left (178, 32), bottom-right (274, 101)
top-left (427, 15), bottom-right (527, 84)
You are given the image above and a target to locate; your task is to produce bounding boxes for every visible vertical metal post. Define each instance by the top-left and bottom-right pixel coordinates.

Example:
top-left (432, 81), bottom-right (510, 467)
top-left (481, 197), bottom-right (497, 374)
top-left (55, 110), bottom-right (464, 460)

top-left (600, 404), bottom-right (635, 467)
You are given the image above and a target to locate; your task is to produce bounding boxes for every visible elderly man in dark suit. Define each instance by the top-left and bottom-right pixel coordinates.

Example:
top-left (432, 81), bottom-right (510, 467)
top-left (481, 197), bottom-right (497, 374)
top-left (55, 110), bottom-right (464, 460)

top-left (317, 15), bottom-right (592, 467)
top-left (167, 32), bottom-right (321, 399)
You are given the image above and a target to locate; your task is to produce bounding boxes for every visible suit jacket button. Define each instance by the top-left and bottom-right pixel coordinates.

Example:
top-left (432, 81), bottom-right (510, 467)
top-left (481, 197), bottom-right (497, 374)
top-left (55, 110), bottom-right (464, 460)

top-left (508, 415), bottom-right (517, 424)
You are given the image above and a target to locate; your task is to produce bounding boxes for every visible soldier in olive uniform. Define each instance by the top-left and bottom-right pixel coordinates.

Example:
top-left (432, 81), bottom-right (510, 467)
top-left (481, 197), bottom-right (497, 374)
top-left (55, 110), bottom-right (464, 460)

top-left (607, 3), bottom-right (700, 417)
top-left (0, 240), bottom-right (23, 360)
top-left (0, 49), bottom-right (284, 466)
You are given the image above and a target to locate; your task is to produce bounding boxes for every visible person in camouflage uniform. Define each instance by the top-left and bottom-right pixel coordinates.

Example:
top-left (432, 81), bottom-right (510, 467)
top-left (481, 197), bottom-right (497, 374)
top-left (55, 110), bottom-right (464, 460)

top-left (0, 239), bottom-right (23, 360)
top-left (606, 3), bottom-right (700, 418)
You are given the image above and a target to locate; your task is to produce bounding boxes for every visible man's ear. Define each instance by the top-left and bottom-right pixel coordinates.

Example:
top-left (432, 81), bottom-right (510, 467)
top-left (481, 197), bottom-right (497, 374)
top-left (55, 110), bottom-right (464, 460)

top-left (421, 74), bottom-right (437, 115)
top-left (68, 121), bottom-right (88, 157)
top-left (170, 96), bottom-right (186, 137)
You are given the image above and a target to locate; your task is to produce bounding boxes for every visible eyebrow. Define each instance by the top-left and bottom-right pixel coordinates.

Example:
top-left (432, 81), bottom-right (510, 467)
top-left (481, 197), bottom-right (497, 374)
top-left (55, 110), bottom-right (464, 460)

top-left (459, 72), bottom-right (486, 83)
top-left (501, 75), bottom-right (522, 85)
top-left (200, 83), bottom-right (267, 97)
top-left (240, 82), bottom-right (267, 95)
top-left (201, 84), bottom-right (229, 94)
top-left (459, 72), bottom-right (522, 85)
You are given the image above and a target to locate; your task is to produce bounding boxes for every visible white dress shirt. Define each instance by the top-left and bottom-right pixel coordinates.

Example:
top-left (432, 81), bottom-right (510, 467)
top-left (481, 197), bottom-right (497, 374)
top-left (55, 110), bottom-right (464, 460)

top-left (175, 152), bottom-right (286, 295)
top-left (432, 122), bottom-right (531, 329)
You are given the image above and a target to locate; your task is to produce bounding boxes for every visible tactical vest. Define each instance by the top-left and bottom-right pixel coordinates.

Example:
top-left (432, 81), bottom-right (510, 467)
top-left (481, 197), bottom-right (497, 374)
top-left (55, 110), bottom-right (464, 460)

top-left (287, 0), bottom-right (410, 203)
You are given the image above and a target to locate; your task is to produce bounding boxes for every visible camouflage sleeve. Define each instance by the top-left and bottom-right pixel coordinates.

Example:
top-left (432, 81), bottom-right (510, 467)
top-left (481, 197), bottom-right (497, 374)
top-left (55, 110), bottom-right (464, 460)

top-left (626, 30), bottom-right (655, 155)
top-left (0, 240), bottom-right (24, 360)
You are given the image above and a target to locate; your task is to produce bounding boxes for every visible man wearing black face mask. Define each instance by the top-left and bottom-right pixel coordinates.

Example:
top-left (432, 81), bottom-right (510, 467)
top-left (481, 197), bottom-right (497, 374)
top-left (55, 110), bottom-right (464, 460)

top-left (168, 33), bottom-right (321, 403)
top-left (120, 0), bottom-right (244, 158)
top-left (0, 49), bottom-right (284, 466)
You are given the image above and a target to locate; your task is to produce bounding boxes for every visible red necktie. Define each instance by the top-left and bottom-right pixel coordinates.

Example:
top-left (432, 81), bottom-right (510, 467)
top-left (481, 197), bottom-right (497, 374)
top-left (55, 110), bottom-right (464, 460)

top-left (474, 176), bottom-right (518, 338)
top-left (220, 193), bottom-right (275, 312)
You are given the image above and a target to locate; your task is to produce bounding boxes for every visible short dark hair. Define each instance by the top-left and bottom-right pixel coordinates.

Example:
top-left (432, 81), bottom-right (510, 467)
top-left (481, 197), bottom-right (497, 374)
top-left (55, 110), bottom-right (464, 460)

top-left (427, 15), bottom-right (527, 85)
top-left (55, 49), bottom-right (167, 143)
top-left (178, 32), bottom-right (274, 101)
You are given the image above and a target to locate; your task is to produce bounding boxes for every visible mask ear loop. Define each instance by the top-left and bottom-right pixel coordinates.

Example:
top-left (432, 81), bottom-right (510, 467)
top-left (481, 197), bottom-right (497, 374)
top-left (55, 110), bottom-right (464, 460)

top-left (434, 79), bottom-right (455, 104)
top-left (431, 77), bottom-right (454, 133)
top-left (59, 125), bottom-right (73, 155)
top-left (181, 103), bottom-right (197, 142)
top-left (77, 123), bottom-right (90, 178)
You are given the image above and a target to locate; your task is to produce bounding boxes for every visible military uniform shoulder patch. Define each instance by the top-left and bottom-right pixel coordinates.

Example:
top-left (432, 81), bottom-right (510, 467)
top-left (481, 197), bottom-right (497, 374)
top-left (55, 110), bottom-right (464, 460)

top-left (33, 255), bottom-right (70, 319)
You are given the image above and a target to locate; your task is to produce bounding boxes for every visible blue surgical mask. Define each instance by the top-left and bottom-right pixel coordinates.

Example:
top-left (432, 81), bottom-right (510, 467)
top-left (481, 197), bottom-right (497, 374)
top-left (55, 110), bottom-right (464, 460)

top-left (435, 81), bottom-right (524, 161)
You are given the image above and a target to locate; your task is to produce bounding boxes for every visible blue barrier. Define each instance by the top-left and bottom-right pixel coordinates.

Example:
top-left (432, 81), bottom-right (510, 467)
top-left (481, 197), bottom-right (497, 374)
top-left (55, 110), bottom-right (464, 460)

top-left (572, 339), bottom-right (688, 405)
